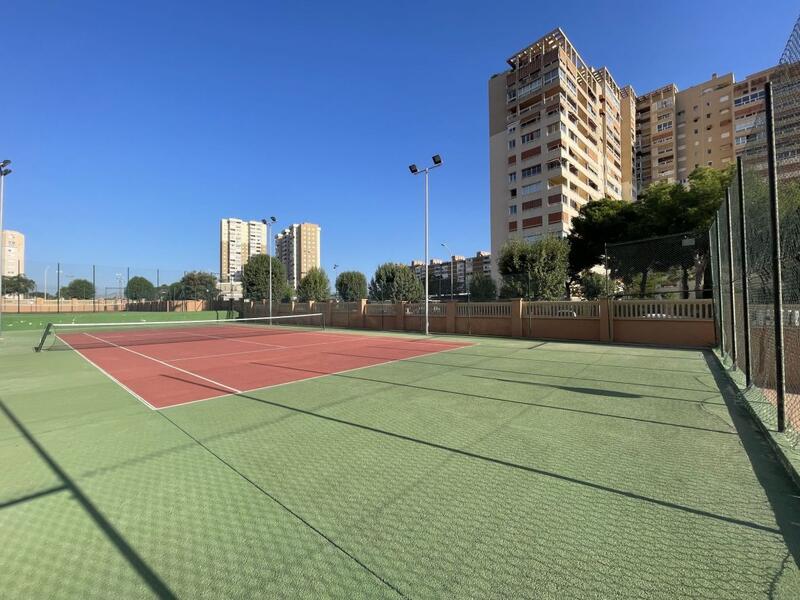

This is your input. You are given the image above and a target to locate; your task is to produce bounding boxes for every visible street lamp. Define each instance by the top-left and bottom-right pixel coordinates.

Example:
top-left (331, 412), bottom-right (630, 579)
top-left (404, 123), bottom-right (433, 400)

top-left (261, 216), bottom-right (277, 319)
top-left (408, 155), bottom-right (443, 335)
top-left (332, 264), bottom-right (340, 301)
top-left (0, 160), bottom-right (13, 339)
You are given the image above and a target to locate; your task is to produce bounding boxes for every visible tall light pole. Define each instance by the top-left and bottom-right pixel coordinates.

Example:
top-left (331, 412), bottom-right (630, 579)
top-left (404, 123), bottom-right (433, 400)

top-left (262, 217), bottom-right (277, 319)
top-left (0, 160), bottom-right (12, 339)
top-left (409, 155), bottom-right (443, 335)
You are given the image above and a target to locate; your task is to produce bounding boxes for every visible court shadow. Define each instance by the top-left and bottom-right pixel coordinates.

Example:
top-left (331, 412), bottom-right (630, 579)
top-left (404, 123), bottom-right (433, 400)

top-left (0, 399), bottom-right (177, 599)
top-left (226, 385), bottom-right (776, 535)
top-left (249, 361), bottom-right (735, 436)
top-left (702, 352), bottom-right (800, 568)
top-left (463, 375), bottom-right (641, 398)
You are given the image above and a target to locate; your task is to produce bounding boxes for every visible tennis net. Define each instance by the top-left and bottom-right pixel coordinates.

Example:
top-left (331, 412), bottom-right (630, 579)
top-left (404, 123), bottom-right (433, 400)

top-left (34, 313), bottom-right (325, 352)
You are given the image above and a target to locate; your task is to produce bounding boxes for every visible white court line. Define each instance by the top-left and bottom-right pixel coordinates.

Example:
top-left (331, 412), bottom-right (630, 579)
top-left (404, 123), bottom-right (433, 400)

top-left (159, 343), bottom-right (470, 410)
top-left (58, 335), bottom-right (157, 411)
top-left (82, 332), bottom-right (243, 396)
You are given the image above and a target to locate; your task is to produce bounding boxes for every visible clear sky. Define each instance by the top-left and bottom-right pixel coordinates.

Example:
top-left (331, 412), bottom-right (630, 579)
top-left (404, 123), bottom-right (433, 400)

top-left (3, 0), bottom-right (797, 287)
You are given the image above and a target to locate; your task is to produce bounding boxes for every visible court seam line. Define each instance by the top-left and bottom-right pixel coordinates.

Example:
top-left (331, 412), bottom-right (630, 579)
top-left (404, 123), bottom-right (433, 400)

top-left (81, 332), bottom-right (243, 396)
top-left (159, 344), bottom-right (470, 410)
top-left (59, 335), bottom-right (157, 411)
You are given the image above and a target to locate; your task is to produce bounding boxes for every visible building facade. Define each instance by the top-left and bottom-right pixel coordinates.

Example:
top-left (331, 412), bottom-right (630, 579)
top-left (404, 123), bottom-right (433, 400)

top-left (219, 218), bottom-right (267, 284)
top-left (489, 28), bottom-right (634, 276)
top-left (275, 223), bottom-right (321, 290)
top-left (1, 230), bottom-right (25, 277)
top-left (635, 73), bottom-right (735, 188)
top-left (411, 251), bottom-right (491, 297)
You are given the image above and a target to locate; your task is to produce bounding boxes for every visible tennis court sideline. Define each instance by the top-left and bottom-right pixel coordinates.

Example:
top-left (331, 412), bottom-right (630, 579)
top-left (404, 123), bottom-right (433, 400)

top-left (1, 320), bottom-right (799, 599)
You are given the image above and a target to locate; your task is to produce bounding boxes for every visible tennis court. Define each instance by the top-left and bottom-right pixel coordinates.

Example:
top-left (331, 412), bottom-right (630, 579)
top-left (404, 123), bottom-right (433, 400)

top-left (2, 316), bottom-right (799, 599)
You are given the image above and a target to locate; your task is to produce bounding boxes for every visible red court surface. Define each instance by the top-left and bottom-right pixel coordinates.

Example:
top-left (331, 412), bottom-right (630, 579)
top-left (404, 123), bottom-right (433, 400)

top-left (59, 325), bottom-right (469, 409)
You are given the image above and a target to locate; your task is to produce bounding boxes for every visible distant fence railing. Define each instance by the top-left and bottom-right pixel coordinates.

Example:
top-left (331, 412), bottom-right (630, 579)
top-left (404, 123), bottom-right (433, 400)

top-left (524, 301), bottom-right (599, 319)
top-left (457, 302), bottom-right (511, 318)
top-left (612, 299), bottom-right (714, 320)
top-left (229, 298), bottom-right (716, 348)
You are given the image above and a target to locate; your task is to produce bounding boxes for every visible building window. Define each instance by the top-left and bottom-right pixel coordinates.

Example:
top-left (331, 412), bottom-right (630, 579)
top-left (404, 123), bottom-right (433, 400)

top-left (508, 139), bottom-right (516, 150)
top-left (509, 205), bottom-right (517, 215)
top-left (521, 130), bottom-right (540, 144)
top-left (508, 172), bottom-right (517, 183)
top-left (521, 181), bottom-right (543, 195)
top-left (521, 165), bottom-right (542, 178)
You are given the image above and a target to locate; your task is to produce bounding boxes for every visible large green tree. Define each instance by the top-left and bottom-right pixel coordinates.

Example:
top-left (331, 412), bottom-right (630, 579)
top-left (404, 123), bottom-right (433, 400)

top-left (369, 263), bottom-right (423, 302)
top-left (567, 165), bottom-right (733, 297)
top-left (173, 271), bottom-right (218, 300)
top-left (125, 276), bottom-right (156, 300)
top-left (297, 267), bottom-right (330, 302)
top-left (60, 278), bottom-right (95, 300)
top-left (498, 237), bottom-right (570, 300)
top-left (2, 274), bottom-right (35, 296)
top-left (469, 272), bottom-right (497, 301)
top-left (241, 255), bottom-right (290, 302)
top-left (335, 270), bottom-right (367, 301)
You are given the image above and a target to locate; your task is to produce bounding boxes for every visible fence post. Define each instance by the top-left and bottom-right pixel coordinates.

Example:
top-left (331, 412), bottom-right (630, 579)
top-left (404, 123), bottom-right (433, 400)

top-left (736, 156), bottom-right (753, 387)
top-left (714, 221), bottom-right (725, 356)
top-left (724, 188), bottom-right (737, 364)
top-left (446, 301), bottom-right (457, 334)
top-left (764, 81), bottom-right (786, 432)
top-left (511, 298), bottom-right (523, 338)
top-left (358, 299), bottom-right (367, 329)
top-left (92, 265), bottom-right (96, 313)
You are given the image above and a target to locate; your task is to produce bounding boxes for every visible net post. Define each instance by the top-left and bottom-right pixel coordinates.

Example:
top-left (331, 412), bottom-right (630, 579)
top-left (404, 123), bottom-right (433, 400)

top-left (34, 322), bottom-right (53, 352)
top-left (321, 311), bottom-right (326, 331)
top-left (736, 157), bottom-right (753, 387)
top-left (724, 188), bottom-right (737, 364)
top-left (764, 81), bottom-right (786, 432)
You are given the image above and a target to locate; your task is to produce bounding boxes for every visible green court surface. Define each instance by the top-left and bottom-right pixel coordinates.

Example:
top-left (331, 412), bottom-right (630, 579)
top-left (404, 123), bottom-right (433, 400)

top-left (1, 325), bottom-right (799, 599)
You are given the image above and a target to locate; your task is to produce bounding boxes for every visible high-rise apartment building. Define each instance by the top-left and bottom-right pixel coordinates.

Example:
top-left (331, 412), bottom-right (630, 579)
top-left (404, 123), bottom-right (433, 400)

top-left (489, 29), bottom-right (634, 275)
top-left (275, 223), bottom-right (321, 290)
top-left (635, 73), bottom-right (735, 188)
top-left (411, 251), bottom-right (492, 296)
top-left (219, 218), bottom-right (267, 283)
top-left (1, 230), bottom-right (25, 277)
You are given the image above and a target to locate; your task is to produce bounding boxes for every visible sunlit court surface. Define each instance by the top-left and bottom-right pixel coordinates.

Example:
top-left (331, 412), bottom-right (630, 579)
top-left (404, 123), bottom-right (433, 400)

top-left (2, 317), bottom-right (800, 599)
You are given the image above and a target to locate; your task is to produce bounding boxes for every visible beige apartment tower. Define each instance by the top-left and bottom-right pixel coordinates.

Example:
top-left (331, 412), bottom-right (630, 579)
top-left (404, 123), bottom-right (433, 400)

top-left (489, 28), bottom-right (634, 275)
top-left (275, 223), bottom-right (321, 290)
top-left (1, 230), bottom-right (25, 277)
top-left (219, 218), bottom-right (267, 283)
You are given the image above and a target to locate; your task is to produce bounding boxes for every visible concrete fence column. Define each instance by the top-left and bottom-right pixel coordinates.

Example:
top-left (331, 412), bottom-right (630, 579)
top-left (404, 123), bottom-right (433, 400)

top-left (396, 301), bottom-right (406, 331)
top-left (598, 298), bottom-right (611, 342)
top-left (446, 301), bottom-right (457, 334)
top-left (511, 298), bottom-right (523, 338)
top-left (358, 299), bottom-right (367, 328)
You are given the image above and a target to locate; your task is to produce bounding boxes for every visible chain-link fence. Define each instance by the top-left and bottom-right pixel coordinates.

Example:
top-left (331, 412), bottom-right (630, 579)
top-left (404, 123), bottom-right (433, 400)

top-left (605, 231), bottom-right (712, 300)
top-left (1, 259), bottom-right (221, 313)
top-left (710, 50), bottom-right (800, 448)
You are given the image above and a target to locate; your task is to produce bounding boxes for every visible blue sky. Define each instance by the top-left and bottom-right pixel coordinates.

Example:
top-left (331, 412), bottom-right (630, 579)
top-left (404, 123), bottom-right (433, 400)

top-left (4, 0), bottom-right (797, 287)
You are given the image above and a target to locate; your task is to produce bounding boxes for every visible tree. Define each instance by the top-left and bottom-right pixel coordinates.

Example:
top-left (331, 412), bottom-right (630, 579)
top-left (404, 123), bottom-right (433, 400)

top-left (241, 255), bottom-right (290, 302)
top-left (2, 274), bottom-right (35, 296)
top-left (498, 237), bottom-right (570, 300)
top-left (469, 272), bottom-right (497, 301)
top-left (567, 165), bottom-right (733, 298)
top-left (369, 263), bottom-right (423, 302)
top-left (175, 271), bottom-right (218, 300)
top-left (125, 276), bottom-right (156, 300)
top-left (297, 267), bottom-right (330, 302)
top-left (335, 271), bottom-right (367, 301)
top-left (60, 278), bottom-right (95, 299)
top-left (580, 271), bottom-right (606, 300)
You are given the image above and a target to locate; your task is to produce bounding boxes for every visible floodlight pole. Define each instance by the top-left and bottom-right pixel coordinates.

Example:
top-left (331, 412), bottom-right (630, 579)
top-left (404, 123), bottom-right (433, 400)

top-left (0, 161), bottom-right (12, 339)
top-left (262, 217), bottom-right (277, 319)
top-left (409, 156), bottom-right (443, 335)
